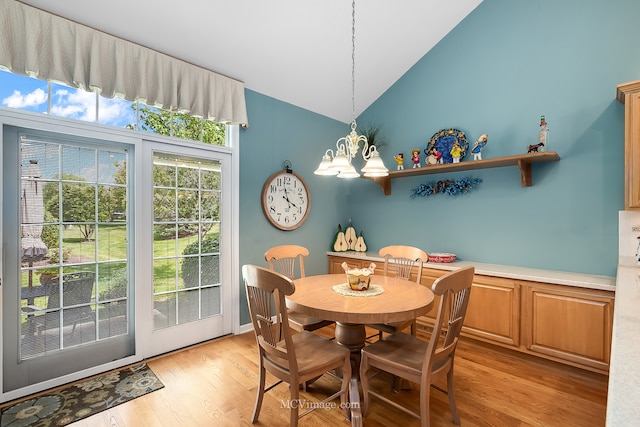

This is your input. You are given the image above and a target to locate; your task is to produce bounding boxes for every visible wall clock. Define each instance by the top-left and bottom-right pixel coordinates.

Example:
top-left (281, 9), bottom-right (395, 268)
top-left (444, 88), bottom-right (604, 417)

top-left (261, 162), bottom-right (310, 231)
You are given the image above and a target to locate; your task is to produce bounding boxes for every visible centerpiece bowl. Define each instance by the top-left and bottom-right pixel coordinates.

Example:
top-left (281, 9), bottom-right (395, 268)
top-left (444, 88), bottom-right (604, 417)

top-left (346, 269), bottom-right (372, 291)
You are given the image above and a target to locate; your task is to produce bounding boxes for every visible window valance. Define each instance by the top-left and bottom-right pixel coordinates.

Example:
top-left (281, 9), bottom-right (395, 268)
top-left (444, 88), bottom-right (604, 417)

top-left (0, 1), bottom-right (248, 126)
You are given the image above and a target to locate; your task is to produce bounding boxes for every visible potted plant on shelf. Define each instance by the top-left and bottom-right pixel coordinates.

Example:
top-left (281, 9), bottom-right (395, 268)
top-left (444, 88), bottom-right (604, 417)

top-left (360, 123), bottom-right (386, 152)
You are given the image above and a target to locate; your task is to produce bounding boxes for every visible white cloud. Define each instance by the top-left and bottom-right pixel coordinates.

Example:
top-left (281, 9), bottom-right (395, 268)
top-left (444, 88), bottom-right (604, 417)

top-left (49, 87), bottom-right (135, 126)
top-left (99, 97), bottom-right (134, 125)
top-left (51, 88), bottom-right (96, 121)
top-left (2, 88), bottom-right (47, 108)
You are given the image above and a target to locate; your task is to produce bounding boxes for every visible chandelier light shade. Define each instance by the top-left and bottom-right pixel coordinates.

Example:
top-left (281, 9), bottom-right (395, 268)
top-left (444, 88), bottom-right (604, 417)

top-left (314, 0), bottom-right (388, 179)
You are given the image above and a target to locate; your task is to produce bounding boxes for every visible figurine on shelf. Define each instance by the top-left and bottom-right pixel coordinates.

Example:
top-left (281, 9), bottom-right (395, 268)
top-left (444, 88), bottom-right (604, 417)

top-left (426, 148), bottom-right (438, 165)
top-left (394, 153), bottom-right (404, 170)
top-left (450, 140), bottom-right (462, 163)
top-left (434, 148), bottom-right (442, 164)
top-left (471, 134), bottom-right (488, 160)
top-left (411, 148), bottom-right (421, 168)
top-left (527, 142), bottom-right (545, 153)
top-left (538, 115), bottom-right (549, 151)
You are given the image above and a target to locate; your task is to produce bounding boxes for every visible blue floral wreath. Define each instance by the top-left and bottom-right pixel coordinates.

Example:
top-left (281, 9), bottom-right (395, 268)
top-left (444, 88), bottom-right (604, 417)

top-left (410, 177), bottom-right (482, 199)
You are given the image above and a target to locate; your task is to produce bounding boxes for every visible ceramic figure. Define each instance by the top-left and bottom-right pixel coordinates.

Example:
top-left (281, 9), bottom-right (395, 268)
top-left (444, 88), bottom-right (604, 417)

top-left (411, 148), bottom-right (421, 168)
top-left (472, 134), bottom-right (488, 160)
top-left (450, 141), bottom-right (462, 163)
top-left (538, 115), bottom-right (549, 151)
top-left (394, 153), bottom-right (404, 170)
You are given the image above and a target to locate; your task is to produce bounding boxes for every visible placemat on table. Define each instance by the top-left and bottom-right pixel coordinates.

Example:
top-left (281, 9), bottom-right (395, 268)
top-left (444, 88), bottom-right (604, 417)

top-left (332, 283), bottom-right (384, 297)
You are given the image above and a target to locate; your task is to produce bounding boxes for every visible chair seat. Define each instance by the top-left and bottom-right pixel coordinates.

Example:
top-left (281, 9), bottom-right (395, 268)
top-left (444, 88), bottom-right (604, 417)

top-left (287, 310), bottom-right (334, 332)
top-left (363, 332), bottom-right (434, 373)
top-left (277, 331), bottom-right (350, 378)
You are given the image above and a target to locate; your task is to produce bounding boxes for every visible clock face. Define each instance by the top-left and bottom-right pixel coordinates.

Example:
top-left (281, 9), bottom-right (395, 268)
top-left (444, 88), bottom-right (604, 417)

top-left (261, 170), bottom-right (310, 231)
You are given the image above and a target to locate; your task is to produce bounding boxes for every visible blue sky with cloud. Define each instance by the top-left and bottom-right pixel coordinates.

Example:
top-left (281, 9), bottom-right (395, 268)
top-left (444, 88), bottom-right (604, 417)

top-left (0, 69), bottom-right (136, 127)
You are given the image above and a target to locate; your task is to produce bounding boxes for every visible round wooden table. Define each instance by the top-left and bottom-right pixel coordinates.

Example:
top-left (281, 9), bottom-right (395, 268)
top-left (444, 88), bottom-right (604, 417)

top-left (288, 273), bottom-right (434, 426)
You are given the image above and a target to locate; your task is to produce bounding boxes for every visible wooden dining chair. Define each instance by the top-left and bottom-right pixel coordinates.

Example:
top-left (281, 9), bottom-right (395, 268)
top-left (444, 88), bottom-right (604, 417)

top-left (242, 264), bottom-right (352, 427)
top-left (360, 266), bottom-right (475, 427)
top-left (264, 245), bottom-right (334, 333)
top-left (367, 245), bottom-right (429, 340)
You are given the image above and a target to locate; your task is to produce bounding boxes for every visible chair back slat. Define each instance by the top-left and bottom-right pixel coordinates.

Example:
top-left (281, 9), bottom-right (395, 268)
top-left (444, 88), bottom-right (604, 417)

top-left (247, 286), bottom-right (280, 346)
top-left (273, 258), bottom-right (297, 278)
top-left (391, 257), bottom-right (418, 280)
top-left (445, 287), bottom-right (471, 347)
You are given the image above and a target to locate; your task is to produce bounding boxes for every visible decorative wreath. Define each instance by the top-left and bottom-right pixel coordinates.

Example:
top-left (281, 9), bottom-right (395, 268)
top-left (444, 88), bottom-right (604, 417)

top-left (411, 177), bottom-right (482, 199)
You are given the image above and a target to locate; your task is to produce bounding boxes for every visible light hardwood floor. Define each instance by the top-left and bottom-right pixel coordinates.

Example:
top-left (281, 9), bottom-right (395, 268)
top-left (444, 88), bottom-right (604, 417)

top-left (6, 326), bottom-right (608, 426)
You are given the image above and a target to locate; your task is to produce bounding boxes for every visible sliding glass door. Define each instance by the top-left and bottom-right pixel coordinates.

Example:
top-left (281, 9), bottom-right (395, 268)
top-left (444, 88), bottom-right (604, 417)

top-left (2, 127), bottom-right (135, 392)
top-left (1, 113), bottom-right (236, 399)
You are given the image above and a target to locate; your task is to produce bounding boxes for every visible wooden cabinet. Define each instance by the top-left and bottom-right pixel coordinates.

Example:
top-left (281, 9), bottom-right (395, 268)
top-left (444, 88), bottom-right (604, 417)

top-left (617, 80), bottom-right (640, 210)
top-left (327, 254), bottom-right (614, 374)
top-left (522, 282), bottom-right (614, 373)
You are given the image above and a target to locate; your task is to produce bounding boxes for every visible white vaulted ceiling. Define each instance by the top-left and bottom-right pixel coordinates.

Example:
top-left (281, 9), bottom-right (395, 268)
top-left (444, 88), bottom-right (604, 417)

top-left (18, 0), bottom-right (482, 123)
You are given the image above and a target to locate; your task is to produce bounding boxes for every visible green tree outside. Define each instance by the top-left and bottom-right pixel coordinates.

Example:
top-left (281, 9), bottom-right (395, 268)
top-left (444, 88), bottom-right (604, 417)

top-left (43, 174), bottom-right (114, 241)
top-left (127, 105), bottom-right (226, 145)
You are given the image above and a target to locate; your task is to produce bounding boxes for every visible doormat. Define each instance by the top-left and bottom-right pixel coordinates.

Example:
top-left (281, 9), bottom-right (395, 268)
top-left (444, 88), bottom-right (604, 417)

top-left (0, 363), bottom-right (164, 427)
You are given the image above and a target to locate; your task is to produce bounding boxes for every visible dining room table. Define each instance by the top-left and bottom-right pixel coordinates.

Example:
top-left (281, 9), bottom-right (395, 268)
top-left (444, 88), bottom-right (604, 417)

top-left (288, 273), bottom-right (435, 426)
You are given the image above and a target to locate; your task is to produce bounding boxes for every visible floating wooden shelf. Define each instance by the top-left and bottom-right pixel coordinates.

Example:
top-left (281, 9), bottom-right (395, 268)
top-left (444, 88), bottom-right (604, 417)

top-left (362, 151), bottom-right (560, 195)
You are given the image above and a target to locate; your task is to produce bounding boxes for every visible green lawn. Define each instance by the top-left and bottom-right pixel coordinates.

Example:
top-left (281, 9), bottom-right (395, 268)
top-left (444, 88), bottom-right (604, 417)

top-left (33, 223), bottom-right (220, 294)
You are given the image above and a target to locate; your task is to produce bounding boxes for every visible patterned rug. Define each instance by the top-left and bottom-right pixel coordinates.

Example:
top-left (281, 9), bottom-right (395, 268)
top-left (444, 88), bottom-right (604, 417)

top-left (0, 363), bottom-right (164, 427)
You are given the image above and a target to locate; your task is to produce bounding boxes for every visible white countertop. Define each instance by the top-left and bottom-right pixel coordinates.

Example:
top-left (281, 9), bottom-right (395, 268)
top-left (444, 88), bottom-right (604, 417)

top-left (328, 251), bottom-right (616, 291)
top-left (606, 258), bottom-right (640, 426)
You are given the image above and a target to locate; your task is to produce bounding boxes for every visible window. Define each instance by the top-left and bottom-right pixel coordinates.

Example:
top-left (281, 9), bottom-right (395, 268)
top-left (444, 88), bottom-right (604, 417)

top-left (0, 70), bottom-right (226, 145)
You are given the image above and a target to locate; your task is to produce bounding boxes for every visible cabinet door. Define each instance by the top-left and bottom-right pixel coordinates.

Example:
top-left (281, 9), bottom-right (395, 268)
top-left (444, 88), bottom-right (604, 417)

top-left (461, 275), bottom-right (520, 347)
top-left (523, 284), bottom-right (614, 372)
top-left (619, 82), bottom-right (640, 209)
top-left (625, 91), bottom-right (640, 209)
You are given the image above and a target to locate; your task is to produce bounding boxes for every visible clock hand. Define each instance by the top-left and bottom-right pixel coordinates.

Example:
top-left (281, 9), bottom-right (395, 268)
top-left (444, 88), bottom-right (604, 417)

top-left (283, 195), bottom-right (298, 209)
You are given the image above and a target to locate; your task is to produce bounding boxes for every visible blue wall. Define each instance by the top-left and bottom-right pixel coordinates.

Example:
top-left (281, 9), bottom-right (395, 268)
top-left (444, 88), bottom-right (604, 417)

top-left (239, 0), bottom-right (640, 324)
top-left (239, 91), bottom-right (351, 324)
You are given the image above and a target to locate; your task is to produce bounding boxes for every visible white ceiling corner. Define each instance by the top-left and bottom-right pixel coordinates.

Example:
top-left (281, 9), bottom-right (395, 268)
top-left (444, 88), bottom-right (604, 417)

top-left (19, 0), bottom-right (483, 123)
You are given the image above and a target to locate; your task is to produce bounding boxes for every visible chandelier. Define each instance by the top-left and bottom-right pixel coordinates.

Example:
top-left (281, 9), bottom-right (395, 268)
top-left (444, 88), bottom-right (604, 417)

top-left (313, 0), bottom-right (389, 179)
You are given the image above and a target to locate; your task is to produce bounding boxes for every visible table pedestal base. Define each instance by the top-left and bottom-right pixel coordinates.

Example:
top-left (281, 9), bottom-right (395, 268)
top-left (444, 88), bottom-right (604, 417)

top-left (334, 322), bottom-right (365, 427)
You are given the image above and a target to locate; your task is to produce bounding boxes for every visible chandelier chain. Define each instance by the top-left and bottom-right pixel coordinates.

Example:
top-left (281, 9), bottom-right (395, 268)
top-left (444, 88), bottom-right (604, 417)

top-left (351, 0), bottom-right (356, 122)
